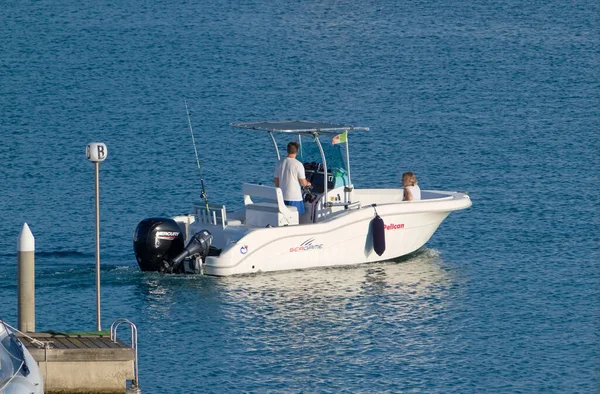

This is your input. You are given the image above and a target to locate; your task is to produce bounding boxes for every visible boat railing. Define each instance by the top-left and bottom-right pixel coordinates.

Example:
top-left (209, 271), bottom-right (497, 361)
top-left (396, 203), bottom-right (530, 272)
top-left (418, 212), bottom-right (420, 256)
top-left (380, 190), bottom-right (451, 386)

top-left (193, 203), bottom-right (227, 228)
top-left (110, 318), bottom-right (139, 389)
top-left (325, 201), bottom-right (361, 210)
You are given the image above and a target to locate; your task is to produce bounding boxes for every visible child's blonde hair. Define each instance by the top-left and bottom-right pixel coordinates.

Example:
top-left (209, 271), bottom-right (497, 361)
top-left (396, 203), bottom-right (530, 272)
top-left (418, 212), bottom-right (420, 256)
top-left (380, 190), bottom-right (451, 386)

top-left (402, 171), bottom-right (418, 186)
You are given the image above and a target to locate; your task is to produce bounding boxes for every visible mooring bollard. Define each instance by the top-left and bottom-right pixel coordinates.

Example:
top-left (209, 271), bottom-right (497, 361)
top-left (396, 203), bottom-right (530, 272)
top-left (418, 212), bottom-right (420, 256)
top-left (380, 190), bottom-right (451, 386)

top-left (18, 223), bottom-right (35, 332)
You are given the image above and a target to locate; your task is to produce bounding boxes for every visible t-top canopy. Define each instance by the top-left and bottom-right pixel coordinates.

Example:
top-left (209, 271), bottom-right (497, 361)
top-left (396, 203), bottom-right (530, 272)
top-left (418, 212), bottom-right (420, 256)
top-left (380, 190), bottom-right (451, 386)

top-left (231, 120), bottom-right (369, 135)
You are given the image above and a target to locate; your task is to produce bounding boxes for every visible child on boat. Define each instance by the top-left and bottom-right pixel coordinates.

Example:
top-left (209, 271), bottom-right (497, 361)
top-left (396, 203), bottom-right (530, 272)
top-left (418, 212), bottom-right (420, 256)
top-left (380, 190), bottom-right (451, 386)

top-left (402, 171), bottom-right (421, 201)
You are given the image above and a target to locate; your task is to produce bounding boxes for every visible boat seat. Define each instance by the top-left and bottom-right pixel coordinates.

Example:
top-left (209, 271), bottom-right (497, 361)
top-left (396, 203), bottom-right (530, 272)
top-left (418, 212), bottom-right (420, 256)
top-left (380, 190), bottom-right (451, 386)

top-left (242, 183), bottom-right (299, 227)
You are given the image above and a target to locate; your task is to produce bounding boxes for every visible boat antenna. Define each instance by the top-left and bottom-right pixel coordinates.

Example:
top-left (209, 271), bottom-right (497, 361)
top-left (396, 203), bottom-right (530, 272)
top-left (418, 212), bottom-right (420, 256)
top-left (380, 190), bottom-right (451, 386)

top-left (185, 99), bottom-right (209, 212)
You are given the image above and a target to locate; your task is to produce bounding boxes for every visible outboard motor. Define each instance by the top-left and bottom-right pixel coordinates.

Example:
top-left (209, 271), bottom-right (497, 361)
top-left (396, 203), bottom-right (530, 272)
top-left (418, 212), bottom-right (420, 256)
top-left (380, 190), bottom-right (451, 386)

top-left (133, 218), bottom-right (185, 272)
top-left (170, 230), bottom-right (213, 274)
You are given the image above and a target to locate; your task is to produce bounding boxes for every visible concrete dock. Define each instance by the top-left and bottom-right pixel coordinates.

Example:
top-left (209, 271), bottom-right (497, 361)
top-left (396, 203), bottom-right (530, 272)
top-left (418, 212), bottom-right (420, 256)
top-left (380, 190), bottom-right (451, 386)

top-left (18, 332), bottom-right (136, 394)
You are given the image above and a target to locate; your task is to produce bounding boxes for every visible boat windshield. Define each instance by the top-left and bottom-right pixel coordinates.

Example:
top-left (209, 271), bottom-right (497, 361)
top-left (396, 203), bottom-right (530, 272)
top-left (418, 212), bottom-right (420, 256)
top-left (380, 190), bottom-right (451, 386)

top-left (298, 136), bottom-right (347, 172)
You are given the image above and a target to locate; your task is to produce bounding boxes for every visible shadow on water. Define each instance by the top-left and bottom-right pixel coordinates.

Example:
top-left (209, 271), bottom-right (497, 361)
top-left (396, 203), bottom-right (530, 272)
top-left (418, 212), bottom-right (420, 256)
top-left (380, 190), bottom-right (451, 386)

top-left (130, 247), bottom-right (454, 329)
top-left (220, 247), bottom-right (450, 297)
top-left (131, 247), bottom-right (450, 300)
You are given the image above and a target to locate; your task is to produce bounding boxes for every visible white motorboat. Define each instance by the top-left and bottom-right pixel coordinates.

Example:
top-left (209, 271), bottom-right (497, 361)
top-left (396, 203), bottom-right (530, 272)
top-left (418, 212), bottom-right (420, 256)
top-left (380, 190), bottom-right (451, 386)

top-left (0, 320), bottom-right (44, 394)
top-left (133, 121), bottom-right (471, 276)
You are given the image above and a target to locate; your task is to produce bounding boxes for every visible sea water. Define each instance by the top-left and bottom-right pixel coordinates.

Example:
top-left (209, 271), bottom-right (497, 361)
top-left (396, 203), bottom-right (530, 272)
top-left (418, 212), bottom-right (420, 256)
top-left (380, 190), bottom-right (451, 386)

top-left (0, 0), bottom-right (598, 392)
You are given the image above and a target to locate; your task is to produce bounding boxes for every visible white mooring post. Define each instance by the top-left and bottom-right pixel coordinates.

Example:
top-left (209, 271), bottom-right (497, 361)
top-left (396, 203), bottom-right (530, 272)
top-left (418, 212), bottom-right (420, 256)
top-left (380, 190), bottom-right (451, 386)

top-left (18, 223), bottom-right (35, 332)
top-left (86, 142), bottom-right (107, 332)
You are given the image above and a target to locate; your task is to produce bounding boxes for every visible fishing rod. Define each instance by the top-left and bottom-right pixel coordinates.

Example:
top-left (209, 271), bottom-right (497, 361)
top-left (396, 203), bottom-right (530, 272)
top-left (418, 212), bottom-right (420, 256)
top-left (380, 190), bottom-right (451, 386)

top-left (185, 99), bottom-right (209, 212)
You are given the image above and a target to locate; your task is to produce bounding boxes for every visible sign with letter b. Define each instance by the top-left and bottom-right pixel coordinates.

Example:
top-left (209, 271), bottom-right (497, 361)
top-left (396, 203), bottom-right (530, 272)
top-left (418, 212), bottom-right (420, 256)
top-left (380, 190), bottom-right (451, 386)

top-left (86, 142), bottom-right (108, 162)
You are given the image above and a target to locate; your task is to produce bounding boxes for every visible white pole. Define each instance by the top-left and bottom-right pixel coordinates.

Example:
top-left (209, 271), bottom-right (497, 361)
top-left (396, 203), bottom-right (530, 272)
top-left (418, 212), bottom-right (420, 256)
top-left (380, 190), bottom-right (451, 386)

top-left (86, 142), bottom-right (107, 332)
top-left (94, 161), bottom-right (101, 331)
top-left (17, 223), bottom-right (35, 332)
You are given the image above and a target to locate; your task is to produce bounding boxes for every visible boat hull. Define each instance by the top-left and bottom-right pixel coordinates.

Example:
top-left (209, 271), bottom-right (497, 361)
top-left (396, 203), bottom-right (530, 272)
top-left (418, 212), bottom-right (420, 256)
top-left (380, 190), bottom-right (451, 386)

top-left (0, 322), bottom-right (44, 394)
top-left (189, 191), bottom-right (471, 276)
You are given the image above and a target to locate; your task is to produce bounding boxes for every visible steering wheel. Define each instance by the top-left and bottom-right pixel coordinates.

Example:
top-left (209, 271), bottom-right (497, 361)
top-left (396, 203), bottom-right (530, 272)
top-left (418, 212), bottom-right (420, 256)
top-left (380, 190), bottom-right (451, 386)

top-left (302, 185), bottom-right (316, 203)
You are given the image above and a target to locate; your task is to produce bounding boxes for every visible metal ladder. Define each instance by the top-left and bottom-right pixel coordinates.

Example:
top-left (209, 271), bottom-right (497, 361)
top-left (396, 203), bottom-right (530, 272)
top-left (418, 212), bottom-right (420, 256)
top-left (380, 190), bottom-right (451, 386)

top-left (110, 318), bottom-right (139, 389)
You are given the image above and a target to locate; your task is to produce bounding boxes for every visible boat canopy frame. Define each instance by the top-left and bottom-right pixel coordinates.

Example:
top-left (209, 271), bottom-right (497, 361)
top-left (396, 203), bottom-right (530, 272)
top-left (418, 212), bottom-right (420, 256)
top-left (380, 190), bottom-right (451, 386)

top-left (231, 121), bottom-right (369, 204)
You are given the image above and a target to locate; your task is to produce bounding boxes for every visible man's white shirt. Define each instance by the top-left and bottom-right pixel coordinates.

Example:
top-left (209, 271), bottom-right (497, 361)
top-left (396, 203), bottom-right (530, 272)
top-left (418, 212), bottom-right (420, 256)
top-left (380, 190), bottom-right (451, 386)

top-left (274, 157), bottom-right (306, 201)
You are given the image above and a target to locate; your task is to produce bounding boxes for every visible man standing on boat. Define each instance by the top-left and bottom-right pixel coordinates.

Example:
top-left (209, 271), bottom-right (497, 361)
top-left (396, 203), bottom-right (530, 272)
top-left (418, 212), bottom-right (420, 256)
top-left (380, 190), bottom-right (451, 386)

top-left (274, 141), bottom-right (311, 215)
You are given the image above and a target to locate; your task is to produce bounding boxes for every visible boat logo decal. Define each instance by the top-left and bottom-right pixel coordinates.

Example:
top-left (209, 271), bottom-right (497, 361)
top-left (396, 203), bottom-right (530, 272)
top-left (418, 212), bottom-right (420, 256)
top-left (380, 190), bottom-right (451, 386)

top-left (290, 238), bottom-right (323, 253)
top-left (240, 245), bottom-right (248, 254)
top-left (384, 223), bottom-right (404, 230)
top-left (154, 231), bottom-right (179, 248)
top-left (155, 231), bottom-right (180, 240)
top-left (154, 231), bottom-right (180, 248)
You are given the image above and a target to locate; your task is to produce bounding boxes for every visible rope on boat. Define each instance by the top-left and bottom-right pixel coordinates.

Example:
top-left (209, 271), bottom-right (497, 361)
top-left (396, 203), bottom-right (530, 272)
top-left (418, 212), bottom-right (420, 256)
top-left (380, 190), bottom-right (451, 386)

top-left (0, 319), bottom-right (45, 348)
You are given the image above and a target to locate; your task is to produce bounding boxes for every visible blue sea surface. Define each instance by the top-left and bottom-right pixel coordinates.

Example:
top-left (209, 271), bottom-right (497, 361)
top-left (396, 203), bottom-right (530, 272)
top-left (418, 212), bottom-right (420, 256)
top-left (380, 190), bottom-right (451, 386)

top-left (1, 0), bottom-right (598, 392)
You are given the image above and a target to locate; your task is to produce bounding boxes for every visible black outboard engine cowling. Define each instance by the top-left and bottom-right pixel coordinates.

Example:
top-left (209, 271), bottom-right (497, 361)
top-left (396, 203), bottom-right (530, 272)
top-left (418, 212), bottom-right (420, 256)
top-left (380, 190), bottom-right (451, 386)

top-left (133, 218), bottom-right (185, 272)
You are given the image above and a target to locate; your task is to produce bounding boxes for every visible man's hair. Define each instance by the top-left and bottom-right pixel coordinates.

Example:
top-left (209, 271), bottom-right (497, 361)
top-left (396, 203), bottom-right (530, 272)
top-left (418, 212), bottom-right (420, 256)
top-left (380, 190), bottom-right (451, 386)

top-left (287, 141), bottom-right (299, 154)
